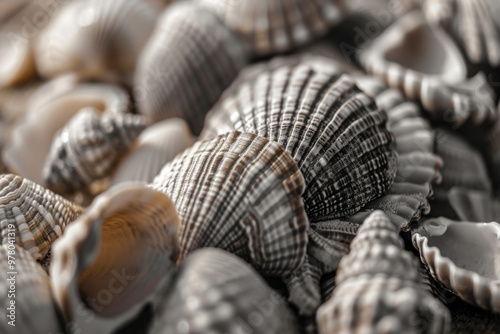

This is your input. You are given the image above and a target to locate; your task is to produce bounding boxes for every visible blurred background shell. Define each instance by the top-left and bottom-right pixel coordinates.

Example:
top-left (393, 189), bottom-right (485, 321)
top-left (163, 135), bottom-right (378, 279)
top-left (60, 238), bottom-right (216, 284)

top-left (111, 118), bottom-right (195, 186)
top-left (134, 1), bottom-right (249, 134)
top-left (0, 174), bottom-right (83, 264)
top-left (0, 245), bottom-right (65, 334)
top-left (151, 131), bottom-right (308, 276)
top-left (50, 183), bottom-right (180, 334)
top-left (149, 248), bottom-right (300, 334)
top-left (317, 211), bottom-right (451, 334)
top-left (196, 0), bottom-right (346, 55)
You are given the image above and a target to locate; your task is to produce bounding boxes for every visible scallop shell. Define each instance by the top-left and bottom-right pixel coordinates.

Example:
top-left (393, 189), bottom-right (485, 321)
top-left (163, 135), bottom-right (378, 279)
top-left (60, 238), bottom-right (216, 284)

top-left (149, 248), bottom-right (301, 334)
top-left (318, 211), bottom-right (451, 334)
top-left (0, 244), bottom-right (64, 334)
top-left (196, 0), bottom-right (345, 55)
top-left (151, 131), bottom-right (308, 276)
top-left (50, 183), bottom-right (180, 334)
top-left (42, 107), bottom-right (146, 194)
top-left (413, 217), bottom-right (500, 313)
top-left (360, 11), bottom-right (496, 126)
top-left (134, 1), bottom-right (249, 135)
top-left (202, 56), bottom-right (398, 223)
top-left (35, 0), bottom-right (159, 84)
top-left (111, 118), bottom-right (195, 186)
top-left (0, 174), bottom-right (83, 262)
top-left (3, 79), bottom-right (130, 184)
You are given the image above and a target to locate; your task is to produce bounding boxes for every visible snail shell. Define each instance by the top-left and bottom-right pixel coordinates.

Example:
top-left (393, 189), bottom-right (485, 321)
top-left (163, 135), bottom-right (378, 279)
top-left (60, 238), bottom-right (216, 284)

top-left (0, 174), bottom-right (83, 262)
top-left (150, 248), bottom-right (300, 334)
top-left (134, 1), bottom-right (249, 134)
top-left (42, 107), bottom-right (146, 194)
top-left (318, 211), bottom-right (451, 334)
top-left (151, 131), bottom-right (308, 276)
top-left (50, 183), bottom-right (180, 334)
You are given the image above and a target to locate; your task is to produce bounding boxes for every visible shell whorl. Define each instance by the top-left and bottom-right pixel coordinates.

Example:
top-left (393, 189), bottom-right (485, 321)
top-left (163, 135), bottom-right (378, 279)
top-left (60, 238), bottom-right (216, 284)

top-left (0, 174), bottom-right (83, 261)
top-left (151, 131), bottom-right (308, 276)
top-left (317, 211), bottom-right (451, 334)
top-left (203, 56), bottom-right (398, 222)
top-left (135, 1), bottom-right (249, 134)
top-left (42, 108), bottom-right (146, 194)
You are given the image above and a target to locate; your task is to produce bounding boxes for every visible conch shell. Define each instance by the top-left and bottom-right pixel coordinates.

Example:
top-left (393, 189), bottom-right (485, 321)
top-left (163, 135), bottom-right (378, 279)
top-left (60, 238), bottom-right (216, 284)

top-left (413, 217), bottom-right (500, 313)
top-left (151, 131), bottom-right (308, 276)
top-left (317, 211), bottom-right (451, 334)
top-left (42, 107), bottom-right (146, 194)
top-left (149, 248), bottom-right (301, 333)
top-left (134, 1), bottom-right (249, 134)
top-left (0, 174), bottom-right (83, 262)
top-left (50, 183), bottom-right (180, 334)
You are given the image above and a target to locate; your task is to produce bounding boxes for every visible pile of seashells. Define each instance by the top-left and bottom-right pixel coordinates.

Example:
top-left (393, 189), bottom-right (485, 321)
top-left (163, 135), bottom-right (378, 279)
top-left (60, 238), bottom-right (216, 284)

top-left (1, 0), bottom-right (500, 333)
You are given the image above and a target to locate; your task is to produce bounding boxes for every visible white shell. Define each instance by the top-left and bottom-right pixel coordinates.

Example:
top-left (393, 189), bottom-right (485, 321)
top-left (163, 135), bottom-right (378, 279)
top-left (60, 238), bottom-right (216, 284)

top-left (413, 217), bottom-right (500, 313)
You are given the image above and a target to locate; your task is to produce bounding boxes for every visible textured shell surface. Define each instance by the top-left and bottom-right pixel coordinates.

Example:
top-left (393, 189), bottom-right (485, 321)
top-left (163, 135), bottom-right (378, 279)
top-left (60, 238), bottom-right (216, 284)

top-left (0, 174), bottom-right (83, 262)
top-left (134, 1), bottom-right (249, 135)
top-left (151, 131), bottom-right (308, 276)
top-left (413, 217), bottom-right (500, 313)
top-left (317, 211), bottom-right (451, 334)
top-left (3, 79), bottom-right (130, 184)
top-left (111, 118), bottom-right (195, 186)
top-left (42, 107), bottom-right (146, 194)
top-left (35, 0), bottom-right (160, 84)
top-left (0, 244), bottom-right (64, 334)
top-left (203, 55), bottom-right (398, 223)
top-left (50, 183), bottom-right (180, 334)
top-left (149, 248), bottom-right (301, 334)
top-left (196, 0), bottom-right (345, 55)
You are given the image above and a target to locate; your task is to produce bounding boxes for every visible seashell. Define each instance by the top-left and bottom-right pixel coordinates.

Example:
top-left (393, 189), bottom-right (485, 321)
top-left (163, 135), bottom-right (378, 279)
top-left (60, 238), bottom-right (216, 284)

top-left (413, 217), bottom-right (500, 313)
top-left (447, 187), bottom-right (500, 222)
top-left (111, 118), bottom-right (195, 186)
top-left (196, 0), bottom-right (345, 55)
top-left (50, 183), bottom-right (180, 334)
top-left (421, 0), bottom-right (500, 67)
top-left (35, 0), bottom-right (159, 84)
top-left (149, 248), bottom-right (301, 334)
top-left (359, 11), bottom-right (497, 126)
top-left (0, 174), bottom-right (83, 262)
top-left (42, 107), bottom-right (146, 194)
top-left (134, 1), bottom-right (249, 135)
top-left (0, 244), bottom-right (65, 334)
top-left (151, 131), bottom-right (308, 276)
top-left (318, 211), bottom-right (451, 334)
top-left (3, 79), bottom-right (130, 184)
top-left (202, 56), bottom-right (398, 223)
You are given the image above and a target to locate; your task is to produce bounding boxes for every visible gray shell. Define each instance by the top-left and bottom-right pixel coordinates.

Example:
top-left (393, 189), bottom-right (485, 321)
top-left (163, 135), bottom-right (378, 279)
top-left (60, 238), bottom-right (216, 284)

top-left (135, 1), bottom-right (249, 134)
top-left (202, 56), bottom-right (398, 223)
top-left (149, 248), bottom-right (300, 334)
top-left (151, 131), bottom-right (308, 276)
top-left (0, 174), bottom-right (83, 262)
top-left (317, 211), bottom-right (451, 334)
top-left (42, 107), bottom-right (146, 194)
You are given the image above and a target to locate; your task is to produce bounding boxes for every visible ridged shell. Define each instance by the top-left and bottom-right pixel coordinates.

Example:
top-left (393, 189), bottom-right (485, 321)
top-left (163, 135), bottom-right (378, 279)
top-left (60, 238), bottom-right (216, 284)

top-left (3, 79), bottom-right (130, 184)
top-left (0, 174), bottom-right (83, 262)
top-left (421, 0), bottom-right (500, 67)
top-left (35, 0), bottom-right (159, 84)
top-left (447, 187), bottom-right (500, 222)
top-left (360, 11), bottom-right (497, 126)
top-left (0, 244), bottom-right (64, 334)
top-left (150, 248), bottom-right (300, 334)
top-left (42, 107), bottom-right (146, 194)
top-left (111, 118), bottom-right (195, 186)
top-left (151, 131), bottom-right (308, 276)
top-left (196, 0), bottom-right (345, 55)
top-left (413, 217), bottom-right (500, 313)
top-left (134, 1), bottom-right (249, 135)
top-left (202, 56), bottom-right (397, 223)
top-left (318, 211), bottom-right (451, 334)
top-left (50, 183), bottom-right (179, 334)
